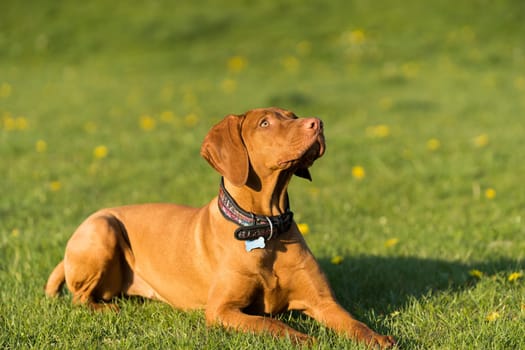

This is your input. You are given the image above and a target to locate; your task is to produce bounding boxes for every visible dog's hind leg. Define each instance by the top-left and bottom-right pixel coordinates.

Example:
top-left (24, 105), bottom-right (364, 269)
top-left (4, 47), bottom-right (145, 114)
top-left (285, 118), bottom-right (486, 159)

top-left (64, 213), bottom-right (130, 311)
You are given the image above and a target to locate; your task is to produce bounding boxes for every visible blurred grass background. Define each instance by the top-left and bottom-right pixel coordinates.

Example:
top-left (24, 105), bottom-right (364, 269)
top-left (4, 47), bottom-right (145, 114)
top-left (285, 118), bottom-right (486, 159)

top-left (1, 0), bottom-right (524, 348)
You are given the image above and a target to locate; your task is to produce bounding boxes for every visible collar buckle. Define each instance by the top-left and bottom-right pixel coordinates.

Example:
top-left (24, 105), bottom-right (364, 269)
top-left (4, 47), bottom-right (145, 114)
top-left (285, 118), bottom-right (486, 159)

top-left (218, 178), bottom-right (294, 241)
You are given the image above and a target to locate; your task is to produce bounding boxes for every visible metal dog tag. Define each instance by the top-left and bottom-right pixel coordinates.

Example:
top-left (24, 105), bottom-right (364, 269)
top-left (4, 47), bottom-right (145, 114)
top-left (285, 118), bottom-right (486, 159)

top-left (245, 237), bottom-right (265, 252)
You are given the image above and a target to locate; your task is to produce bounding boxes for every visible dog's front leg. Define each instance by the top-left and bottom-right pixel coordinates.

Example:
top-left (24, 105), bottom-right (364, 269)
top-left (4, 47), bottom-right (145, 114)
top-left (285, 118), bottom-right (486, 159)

top-left (305, 300), bottom-right (396, 348)
top-left (205, 273), bottom-right (311, 344)
top-left (288, 254), bottom-right (396, 348)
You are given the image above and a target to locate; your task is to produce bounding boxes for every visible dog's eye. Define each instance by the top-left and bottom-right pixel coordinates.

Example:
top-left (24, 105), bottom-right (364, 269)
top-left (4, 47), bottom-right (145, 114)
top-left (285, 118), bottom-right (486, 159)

top-left (259, 120), bottom-right (270, 128)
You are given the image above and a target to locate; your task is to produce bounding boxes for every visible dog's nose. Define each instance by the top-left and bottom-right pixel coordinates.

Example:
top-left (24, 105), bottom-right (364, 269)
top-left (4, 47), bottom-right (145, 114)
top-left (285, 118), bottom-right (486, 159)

top-left (304, 118), bottom-right (323, 131)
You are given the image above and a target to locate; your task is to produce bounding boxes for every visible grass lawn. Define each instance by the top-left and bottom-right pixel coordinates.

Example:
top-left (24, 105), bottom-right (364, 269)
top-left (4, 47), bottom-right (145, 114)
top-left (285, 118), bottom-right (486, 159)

top-left (1, 0), bottom-right (524, 348)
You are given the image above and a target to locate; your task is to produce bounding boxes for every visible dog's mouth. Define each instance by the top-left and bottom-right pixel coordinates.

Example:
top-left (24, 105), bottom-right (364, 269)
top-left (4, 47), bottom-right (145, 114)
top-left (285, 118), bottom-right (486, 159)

top-left (278, 132), bottom-right (326, 169)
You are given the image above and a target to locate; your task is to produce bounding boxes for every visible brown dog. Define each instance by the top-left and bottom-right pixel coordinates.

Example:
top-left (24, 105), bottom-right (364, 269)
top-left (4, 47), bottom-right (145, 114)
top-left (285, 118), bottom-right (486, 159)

top-left (45, 107), bottom-right (395, 348)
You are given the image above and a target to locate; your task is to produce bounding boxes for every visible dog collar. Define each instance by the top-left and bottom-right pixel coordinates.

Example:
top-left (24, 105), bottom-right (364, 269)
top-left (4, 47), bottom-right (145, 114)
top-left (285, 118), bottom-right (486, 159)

top-left (218, 178), bottom-right (294, 241)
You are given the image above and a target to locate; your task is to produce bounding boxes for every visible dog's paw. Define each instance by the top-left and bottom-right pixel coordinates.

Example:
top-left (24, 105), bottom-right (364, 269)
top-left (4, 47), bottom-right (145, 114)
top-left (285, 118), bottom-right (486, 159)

top-left (372, 334), bottom-right (397, 349)
top-left (353, 324), bottom-right (396, 349)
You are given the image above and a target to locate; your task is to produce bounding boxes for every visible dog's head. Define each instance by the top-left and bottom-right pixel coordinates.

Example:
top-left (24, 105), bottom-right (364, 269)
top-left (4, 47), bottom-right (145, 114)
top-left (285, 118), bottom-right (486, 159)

top-left (201, 107), bottom-right (325, 187)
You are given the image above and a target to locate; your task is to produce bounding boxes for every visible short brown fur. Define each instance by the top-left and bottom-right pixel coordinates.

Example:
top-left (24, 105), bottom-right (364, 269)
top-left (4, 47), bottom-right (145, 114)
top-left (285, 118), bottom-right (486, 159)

top-left (45, 107), bottom-right (395, 348)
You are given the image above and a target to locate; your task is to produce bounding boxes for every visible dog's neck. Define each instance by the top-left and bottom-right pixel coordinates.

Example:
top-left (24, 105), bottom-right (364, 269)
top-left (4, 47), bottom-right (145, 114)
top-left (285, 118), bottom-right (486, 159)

top-left (222, 171), bottom-right (292, 217)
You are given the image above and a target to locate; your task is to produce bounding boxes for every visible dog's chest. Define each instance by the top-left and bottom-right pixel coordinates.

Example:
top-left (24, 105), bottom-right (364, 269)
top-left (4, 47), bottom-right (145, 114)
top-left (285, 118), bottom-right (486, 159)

top-left (245, 270), bottom-right (287, 315)
top-left (243, 238), bottom-right (306, 314)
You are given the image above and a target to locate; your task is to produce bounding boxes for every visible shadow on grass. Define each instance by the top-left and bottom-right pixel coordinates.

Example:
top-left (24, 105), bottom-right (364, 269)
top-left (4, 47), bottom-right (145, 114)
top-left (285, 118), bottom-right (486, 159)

top-left (280, 255), bottom-right (522, 348)
top-left (319, 255), bottom-right (523, 313)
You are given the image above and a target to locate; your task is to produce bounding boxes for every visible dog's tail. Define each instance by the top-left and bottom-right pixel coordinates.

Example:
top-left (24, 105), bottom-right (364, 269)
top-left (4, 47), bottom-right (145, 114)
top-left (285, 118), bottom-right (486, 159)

top-left (44, 260), bottom-right (65, 297)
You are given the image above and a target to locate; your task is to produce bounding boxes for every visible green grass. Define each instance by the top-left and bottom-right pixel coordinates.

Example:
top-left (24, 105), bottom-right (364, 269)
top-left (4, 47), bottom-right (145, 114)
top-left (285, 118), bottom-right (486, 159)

top-left (1, 0), bottom-right (525, 348)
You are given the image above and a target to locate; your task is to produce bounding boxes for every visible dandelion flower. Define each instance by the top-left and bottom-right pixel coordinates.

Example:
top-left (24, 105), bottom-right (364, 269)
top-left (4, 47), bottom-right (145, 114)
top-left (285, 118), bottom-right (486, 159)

top-left (0, 82), bottom-right (12, 98)
top-left (473, 134), bottom-right (489, 148)
top-left (220, 79), bottom-right (237, 94)
top-left (331, 255), bottom-right (344, 265)
top-left (366, 125), bottom-right (390, 138)
top-left (139, 115), bottom-right (156, 131)
top-left (485, 188), bottom-right (496, 200)
top-left (384, 238), bottom-right (399, 248)
top-left (49, 181), bottom-right (62, 192)
top-left (426, 138), bottom-right (441, 151)
top-left (35, 140), bottom-right (47, 153)
top-left (15, 117), bottom-right (28, 130)
top-left (227, 56), bottom-right (247, 73)
top-left (508, 272), bottom-right (523, 282)
top-left (282, 56), bottom-right (300, 73)
top-left (2, 113), bottom-right (15, 131)
top-left (469, 269), bottom-right (484, 279)
top-left (297, 223), bottom-right (310, 235)
top-left (11, 228), bottom-right (20, 237)
top-left (93, 145), bottom-right (109, 159)
top-left (486, 311), bottom-right (500, 322)
top-left (184, 113), bottom-right (199, 127)
top-left (347, 29), bottom-right (366, 45)
top-left (160, 111), bottom-right (175, 123)
top-left (351, 166), bottom-right (366, 180)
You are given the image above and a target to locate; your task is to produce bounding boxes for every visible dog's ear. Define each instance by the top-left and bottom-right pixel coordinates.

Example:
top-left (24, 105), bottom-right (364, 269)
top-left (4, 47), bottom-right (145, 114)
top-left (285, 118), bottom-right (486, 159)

top-left (200, 114), bottom-right (249, 187)
top-left (294, 168), bottom-right (312, 181)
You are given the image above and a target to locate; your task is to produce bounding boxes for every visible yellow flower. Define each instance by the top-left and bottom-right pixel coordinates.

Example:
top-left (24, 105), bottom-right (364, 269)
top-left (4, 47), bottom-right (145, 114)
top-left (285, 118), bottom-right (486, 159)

top-left (346, 29), bottom-right (366, 45)
top-left (486, 311), bottom-right (500, 322)
top-left (184, 113), bottom-right (199, 127)
top-left (2, 113), bottom-right (15, 131)
top-left (469, 269), bottom-right (484, 279)
top-left (331, 255), bottom-right (344, 265)
top-left (227, 56), bottom-right (247, 73)
top-left (11, 228), bottom-right (20, 237)
top-left (473, 134), bottom-right (489, 148)
top-left (366, 124), bottom-right (390, 138)
top-left (426, 138), bottom-right (441, 151)
top-left (35, 140), bottom-right (47, 153)
top-left (384, 238), bottom-right (399, 248)
top-left (297, 223), bottom-right (310, 235)
top-left (351, 166), bottom-right (366, 180)
top-left (160, 111), bottom-right (176, 123)
top-left (49, 181), bottom-right (62, 192)
top-left (485, 188), bottom-right (496, 200)
top-left (0, 82), bottom-right (12, 98)
top-left (220, 79), bottom-right (237, 94)
top-left (15, 117), bottom-right (28, 130)
top-left (93, 145), bottom-right (109, 159)
top-left (139, 115), bottom-right (156, 131)
top-left (508, 272), bottom-right (523, 282)
top-left (282, 56), bottom-right (300, 73)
